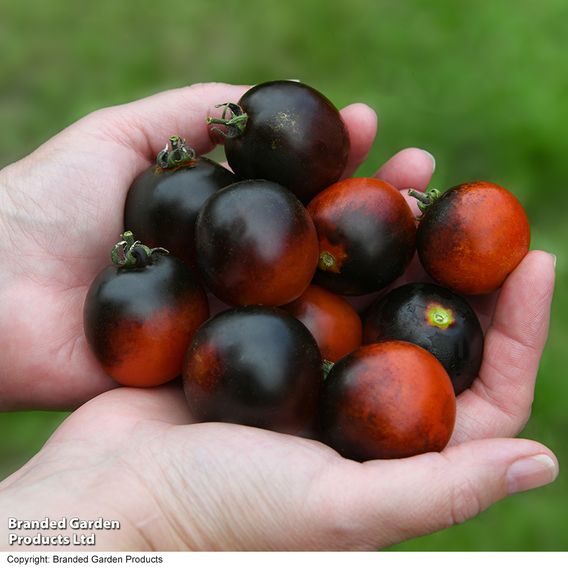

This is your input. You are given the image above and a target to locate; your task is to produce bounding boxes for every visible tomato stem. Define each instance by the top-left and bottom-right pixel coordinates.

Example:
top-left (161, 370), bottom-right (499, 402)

top-left (111, 231), bottom-right (168, 268)
top-left (408, 188), bottom-right (441, 217)
top-left (156, 136), bottom-right (197, 169)
top-left (318, 251), bottom-right (337, 273)
top-left (206, 103), bottom-right (248, 139)
top-left (322, 359), bottom-right (335, 380)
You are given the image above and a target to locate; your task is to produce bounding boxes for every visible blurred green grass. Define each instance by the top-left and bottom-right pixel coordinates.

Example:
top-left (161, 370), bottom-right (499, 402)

top-left (1, 0), bottom-right (566, 551)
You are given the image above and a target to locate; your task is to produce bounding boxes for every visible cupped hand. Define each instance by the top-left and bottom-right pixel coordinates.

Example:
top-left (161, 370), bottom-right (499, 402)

top-left (0, 382), bottom-right (557, 551)
top-left (0, 82), bottom-right (381, 410)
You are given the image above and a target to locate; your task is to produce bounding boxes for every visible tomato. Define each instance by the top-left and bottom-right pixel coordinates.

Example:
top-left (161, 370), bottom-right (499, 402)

top-left (208, 80), bottom-right (349, 203)
top-left (83, 232), bottom-right (209, 387)
top-left (282, 285), bottom-right (362, 362)
top-left (319, 341), bottom-right (456, 461)
top-left (364, 283), bottom-right (484, 394)
top-left (307, 178), bottom-right (416, 295)
top-left (195, 179), bottom-right (319, 306)
top-left (412, 181), bottom-right (530, 295)
top-left (183, 306), bottom-right (323, 434)
top-left (124, 136), bottom-right (237, 268)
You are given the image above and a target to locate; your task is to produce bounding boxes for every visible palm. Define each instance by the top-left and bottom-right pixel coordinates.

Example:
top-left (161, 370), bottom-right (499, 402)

top-left (17, 385), bottom-right (341, 549)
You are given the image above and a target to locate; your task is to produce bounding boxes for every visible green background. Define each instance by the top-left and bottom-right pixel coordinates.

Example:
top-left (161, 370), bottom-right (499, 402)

top-left (1, 0), bottom-right (566, 551)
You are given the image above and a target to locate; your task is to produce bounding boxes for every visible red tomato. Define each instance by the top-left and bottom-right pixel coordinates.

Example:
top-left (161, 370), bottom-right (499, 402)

top-left (282, 285), bottom-right (362, 362)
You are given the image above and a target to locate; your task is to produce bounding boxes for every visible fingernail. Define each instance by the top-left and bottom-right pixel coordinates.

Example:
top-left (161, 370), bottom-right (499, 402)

top-left (549, 253), bottom-right (557, 268)
top-left (420, 149), bottom-right (436, 174)
top-left (507, 454), bottom-right (558, 495)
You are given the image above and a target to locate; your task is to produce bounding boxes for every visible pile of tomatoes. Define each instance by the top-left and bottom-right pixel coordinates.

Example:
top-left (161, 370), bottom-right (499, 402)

top-left (84, 80), bottom-right (531, 461)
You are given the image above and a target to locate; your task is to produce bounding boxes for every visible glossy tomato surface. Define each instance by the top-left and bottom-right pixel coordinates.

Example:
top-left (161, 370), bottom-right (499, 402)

top-left (195, 179), bottom-right (319, 306)
top-left (307, 178), bottom-right (416, 295)
top-left (84, 252), bottom-right (209, 387)
top-left (319, 341), bottom-right (456, 461)
top-left (183, 306), bottom-right (323, 433)
top-left (124, 156), bottom-right (237, 268)
top-left (218, 80), bottom-right (349, 203)
top-left (417, 181), bottom-right (530, 295)
top-left (282, 285), bottom-right (362, 362)
top-left (364, 283), bottom-right (483, 394)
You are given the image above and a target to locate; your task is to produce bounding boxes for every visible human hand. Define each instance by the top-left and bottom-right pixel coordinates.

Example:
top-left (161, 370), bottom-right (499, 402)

top-left (0, 82), bottom-right (383, 410)
top-left (0, 381), bottom-right (557, 551)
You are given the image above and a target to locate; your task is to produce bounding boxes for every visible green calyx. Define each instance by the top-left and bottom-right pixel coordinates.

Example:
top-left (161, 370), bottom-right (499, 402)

top-left (206, 102), bottom-right (248, 139)
top-left (111, 231), bottom-right (168, 268)
top-left (408, 188), bottom-right (441, 217)
top-left (156, 136), bottom-right (197, 169)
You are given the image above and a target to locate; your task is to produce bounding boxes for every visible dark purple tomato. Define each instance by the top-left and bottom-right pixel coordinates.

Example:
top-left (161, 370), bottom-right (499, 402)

top-left (84, 232), bottom-right (209, 387)
top-left (183, 306), bottom-right (323, 434)
top-left (413, 182), bottom-right (530, 294)
top-left (195, 179), bottom-right (319, 306)
top-left (319, 341), bottom-right (456, 461)
top-left (307, 177), bottom-right (417, 295)
top-left (208, 80), bottom-right (349, 203)
top-left (364, 283), bottom-right (484, 394)
top-left (124, 136), bottom-right (237, 268)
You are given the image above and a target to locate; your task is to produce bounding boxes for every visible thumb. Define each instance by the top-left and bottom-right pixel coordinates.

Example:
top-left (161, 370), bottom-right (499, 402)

top-left (319, 438), bottom-right (558, 550)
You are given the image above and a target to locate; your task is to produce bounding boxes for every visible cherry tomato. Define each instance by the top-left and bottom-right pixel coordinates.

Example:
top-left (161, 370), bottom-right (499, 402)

top-left (84, 232), bottom-right (209, 387)
top-left (124, 136), bottom-right (237, 268)
top-left (413, 181), bottom-right (530, 295)
top-left (282, 285), bottom-right (362, 362)
top-left (183, 306), bottom-right (323, 434)
top-left (307, 178), bottom-right (416, 295)
top-left (208, 80), bottom-right (349, 203)
top-left (195, 179), bottom-right (319, 306)
top-left (364, 283), bottom-right (484, 394)
top-left (319, 341), bottom-right (456, 461)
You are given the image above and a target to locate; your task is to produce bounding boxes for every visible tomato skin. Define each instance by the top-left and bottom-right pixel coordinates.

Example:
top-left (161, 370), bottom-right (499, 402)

top-left (84, 253), bottom-right (209, 387)
top-left (364, 283), bottom-right (484, 394)
top-left (124, 157), bottom-right (237, 268)
top-left (282, 285), bottom-right (362, 362)
top-left (417, 181), bottom-right (530, 295)
top-left (195, 179), bottom-right (319, 306)
top-left (307, 178), bottom-right (417, 295)
top-left (319, 341), bottom-right (456, 461)
top-left (183, 306), bottom-right (323, 434)
top-left (221, 80), bottom-right (349, 203)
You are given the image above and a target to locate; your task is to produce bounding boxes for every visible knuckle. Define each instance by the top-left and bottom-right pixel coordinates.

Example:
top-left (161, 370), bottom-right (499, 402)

top-left (448, 477), bottom-right (483, 526)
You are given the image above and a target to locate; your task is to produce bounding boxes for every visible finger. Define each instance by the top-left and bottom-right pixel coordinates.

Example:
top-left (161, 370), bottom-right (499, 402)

top-left (452, 250), bottom-right (555, 444)
top-left (340, 103), bottom-right (378, 178)
top-left (79, 83), bottom-right (250, 161)
top-left (374, 147), bottom-right (436, 190)
top-left (316, 438), bottom-right (558, 550)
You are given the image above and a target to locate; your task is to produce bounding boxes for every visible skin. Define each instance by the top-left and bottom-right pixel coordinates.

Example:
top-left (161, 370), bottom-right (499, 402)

top-left (282, 284), bottom-right (362, 362)
top-left (0, 84), bottom-right (559, 550)
top-left (417, 181), bottom-right (531, 295)
top-left (320, 341), bottom-right (456, 461)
